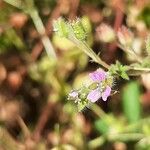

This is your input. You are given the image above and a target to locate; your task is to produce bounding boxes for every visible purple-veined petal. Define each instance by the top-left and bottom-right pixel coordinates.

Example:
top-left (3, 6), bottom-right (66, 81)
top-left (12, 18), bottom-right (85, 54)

top-left (87, 88), bottom-right (101, 102)
top-left (89, 70), bottom-right (106, 82)
top-left (102, 86), bottom-right (111, 101)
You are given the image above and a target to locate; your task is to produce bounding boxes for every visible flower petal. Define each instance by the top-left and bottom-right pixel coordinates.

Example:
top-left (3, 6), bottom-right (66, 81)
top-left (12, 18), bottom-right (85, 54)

top-left (87, 88), bottom-right (101, 102)
top-left (89, 70), bottom-right (106, 82)
top-left (102, 86), bottom-right (111, 101)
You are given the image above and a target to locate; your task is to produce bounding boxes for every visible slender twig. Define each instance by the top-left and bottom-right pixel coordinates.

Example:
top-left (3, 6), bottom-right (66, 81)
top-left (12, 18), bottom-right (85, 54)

top-left (90, 103), bottom-right (107, 118)
top-left (88, 136), bottom-right (105, 149)
top-left (29, 9), bottom-right (57, 59)
top-left (107, 133), bottom-right (145, 142)
top-left (33, 102), bottom-right (54, 141)
top-left (118, 44), bottom-right (142, 63)
top-left (68, 35), bottom-right (110, 69)
top-left (129, 66), bottom-right (150, 72)
top-left (17, 115), bottom-right (30, 139)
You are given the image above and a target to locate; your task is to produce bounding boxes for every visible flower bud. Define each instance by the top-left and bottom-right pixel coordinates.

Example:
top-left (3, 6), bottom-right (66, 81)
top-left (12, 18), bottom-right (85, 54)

top-left (96, 23), bottom-right (116, 43)
top-left (117, 26), bottom-right (134, 47)
top-left (71, 18), bottom-right (87, 41)
top-left (53, 17), bottom-right (69, 38)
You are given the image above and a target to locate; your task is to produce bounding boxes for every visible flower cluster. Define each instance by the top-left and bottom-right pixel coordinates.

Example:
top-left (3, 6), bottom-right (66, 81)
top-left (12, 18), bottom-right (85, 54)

top-left (68, 69), bottom-right (113, 111)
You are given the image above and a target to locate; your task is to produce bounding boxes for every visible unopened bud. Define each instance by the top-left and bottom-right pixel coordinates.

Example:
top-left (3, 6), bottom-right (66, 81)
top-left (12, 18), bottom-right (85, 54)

top-left (96, 23), bottom-right (115, 43)
top-left (117, 26), bottom-right (133, 47)
top-left (53, 17), bottom-right (69, 38)
top-left (71, 18), bottom-right (87, 41)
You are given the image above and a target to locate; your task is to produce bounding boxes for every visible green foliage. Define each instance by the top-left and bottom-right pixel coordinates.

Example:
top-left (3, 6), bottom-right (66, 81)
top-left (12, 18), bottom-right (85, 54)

top-left (95, 114), bottom-right (123, 135)
top-left (1, 0), bottom-right (150, 149)
top-left (122, 81), bottom-right (141, 123)
top-left (109, 61), bottom-right (129, 80)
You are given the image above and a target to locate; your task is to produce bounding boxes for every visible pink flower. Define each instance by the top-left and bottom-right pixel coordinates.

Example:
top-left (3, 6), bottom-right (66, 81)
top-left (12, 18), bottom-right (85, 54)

top-left (87, 88), bottom-right (101, 102)
top-left (89, 70), bottom-right (106, 82)
top-left (87, 86), bottom-right (111, 102)
top-left (102, 86), bottom-right (111, 101)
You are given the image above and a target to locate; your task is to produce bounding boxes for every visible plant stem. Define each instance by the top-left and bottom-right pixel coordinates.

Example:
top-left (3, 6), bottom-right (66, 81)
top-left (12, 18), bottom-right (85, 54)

top-left (88, 136), bottom-right (105, 149)
top-left (68, 35), bottom-right (110, 69)
top-left (108, 133), bottom-right (145, 142)
top-left (90, 103), bottom-right (107, 118)
top-left (29, 9), bottom-right (57, 59)
top-left (3, 0), bottom-right (57, 59)
top-left (118, 44), bottom-right (142, 63)
top-left (17, 116), bottom-right (30, 139)
top-left (129, 66), bottom-right (150, 72)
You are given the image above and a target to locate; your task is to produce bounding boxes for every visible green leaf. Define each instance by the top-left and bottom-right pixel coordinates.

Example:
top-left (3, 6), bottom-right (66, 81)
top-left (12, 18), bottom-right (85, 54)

top-left (122, 81), bottom-right (141, 123)
top-left (120, 72), bottom-right (129, 80)
top-left (109, 61), bottom-right (129, 80)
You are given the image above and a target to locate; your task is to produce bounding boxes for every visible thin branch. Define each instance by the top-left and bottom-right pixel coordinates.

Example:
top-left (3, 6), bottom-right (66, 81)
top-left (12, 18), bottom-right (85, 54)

top-left (29, 9), bottom-right (57, 59)
top-left (33, 102), bottom-right (55, 141)
top-left (68, 35), bottom-right (110, 69)
top-left (90, 103), bottom-right (107, 118)
top-left (118, 44), bottom-right (143, 63)
top-left (17, 115), bottom-right (30, 139)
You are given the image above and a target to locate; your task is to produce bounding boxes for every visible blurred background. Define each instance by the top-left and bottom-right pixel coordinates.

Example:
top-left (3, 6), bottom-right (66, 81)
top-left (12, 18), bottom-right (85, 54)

top-left (0, 0), bottom-right (150, 149)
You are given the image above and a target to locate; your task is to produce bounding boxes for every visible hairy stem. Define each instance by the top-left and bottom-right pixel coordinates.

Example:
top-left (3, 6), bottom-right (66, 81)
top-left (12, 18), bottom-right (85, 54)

top-left (68, 35), bottom-right (110, 69)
